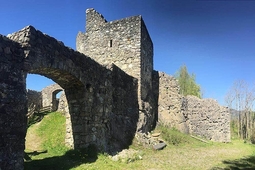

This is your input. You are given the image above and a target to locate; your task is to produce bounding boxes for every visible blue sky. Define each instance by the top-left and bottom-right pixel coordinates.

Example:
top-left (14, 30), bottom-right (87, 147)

top-left (1, 0), bottom-right (255, 105)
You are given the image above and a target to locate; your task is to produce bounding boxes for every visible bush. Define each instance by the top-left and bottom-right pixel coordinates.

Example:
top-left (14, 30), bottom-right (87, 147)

top-left (156, 125), bottom-right (192, 145)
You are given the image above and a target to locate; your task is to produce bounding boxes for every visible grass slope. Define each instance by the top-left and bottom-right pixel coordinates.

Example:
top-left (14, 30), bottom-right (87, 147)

top-left (25, 112), bottom-right (255, 170)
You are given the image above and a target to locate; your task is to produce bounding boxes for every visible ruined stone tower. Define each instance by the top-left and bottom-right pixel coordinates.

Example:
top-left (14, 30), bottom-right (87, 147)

top-left (77, 8), bottom-right (155, 132)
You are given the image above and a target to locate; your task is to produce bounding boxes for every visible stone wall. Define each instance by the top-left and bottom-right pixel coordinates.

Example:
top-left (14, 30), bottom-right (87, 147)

top-left (7, 26), bottom-right (114, 151)
top-left (153, 71), bottom-right (230, 142)
top-left (27, 89), bottom-right (42, 112)
top-left (183, 96), bottom-right (230, 142)
top-left (41, 84), bottom-right (63, 111)
top-left (153, 71), bottom-right (188, 133)
top-left (4, 24), bottom-right (142, 155)
top-left (77, 8), bottom-right (155, 132)
top-left (57, 92), bottom-right (69, 114)
top-left (0, 35), bottom-right (27, 170)
top-left (110, 65), bottom-right (139, 151)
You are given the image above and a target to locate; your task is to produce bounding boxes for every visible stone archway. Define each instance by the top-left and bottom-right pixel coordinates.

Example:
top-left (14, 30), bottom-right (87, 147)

top-left (8, 25), bottom-right (115, 149)
top-left (41, 84), bottom-right (64, 112)
top-left (1, 24), bottom-right (141, 169)
top-left (1, 25), bottom-right (114, 169)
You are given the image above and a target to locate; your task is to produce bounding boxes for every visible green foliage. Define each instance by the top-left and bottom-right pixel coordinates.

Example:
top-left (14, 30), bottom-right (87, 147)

top-left (230, 120), bottom-right (239, 140)
top-left (175, 65), bottom-right (201, 98)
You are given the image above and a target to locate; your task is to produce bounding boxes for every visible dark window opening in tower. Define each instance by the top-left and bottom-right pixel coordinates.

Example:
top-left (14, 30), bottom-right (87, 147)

top-left (109, 40), bottom-right (113, 47)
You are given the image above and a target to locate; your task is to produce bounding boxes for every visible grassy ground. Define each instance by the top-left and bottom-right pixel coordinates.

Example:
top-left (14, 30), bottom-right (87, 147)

top-left (25, 112), bottom-right (255, 170)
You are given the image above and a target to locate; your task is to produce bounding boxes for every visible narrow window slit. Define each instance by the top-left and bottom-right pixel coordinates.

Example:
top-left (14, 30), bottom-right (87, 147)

top-left (109, 40), bottom-right (112, 47)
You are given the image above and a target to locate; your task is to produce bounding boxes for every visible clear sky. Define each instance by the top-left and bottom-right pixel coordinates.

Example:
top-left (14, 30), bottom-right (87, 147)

top-left (1, 0), bottom-right (255, 106)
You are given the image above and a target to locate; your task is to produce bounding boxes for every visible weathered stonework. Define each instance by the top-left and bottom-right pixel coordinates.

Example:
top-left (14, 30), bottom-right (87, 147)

top-left (77, 9), bottom-right (155, 132)
top-left (0, 35), bottom-right (27, 170)
top-left (0, 8), bottom-right (231, 170)
top-left (57, 92), bottom-right (69, 114)
top-left (27, 89), bottom-right (42, 112)
top-left (0, 22), bottom-right (142, 169)
top-left (41, 83), bottom-right (63, 111)
top-left (7, 25), bottom-right (114, 152)
top-left (183, 96), bottom-right (230, 142)
top-left (153, 71), bottom-right (189, 133)
top-left (153, 71), bottom-right (230, 142)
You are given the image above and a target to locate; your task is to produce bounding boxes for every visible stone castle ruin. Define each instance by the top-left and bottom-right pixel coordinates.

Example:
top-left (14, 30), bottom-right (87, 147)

top-left (0, 8), bottom-right (230, 169)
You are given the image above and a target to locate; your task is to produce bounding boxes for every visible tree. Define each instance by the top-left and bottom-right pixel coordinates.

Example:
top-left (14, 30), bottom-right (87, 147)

top-left (225, 80), bottom-right (255, 141)
top-left (175, 65), bottom-right (202, 98)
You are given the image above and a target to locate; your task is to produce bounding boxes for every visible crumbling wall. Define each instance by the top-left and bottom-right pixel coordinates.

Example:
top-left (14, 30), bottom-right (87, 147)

top-left (27, 89), bottom-right (42, 112)
top-left (153, 71), bottom-right (230, 142)
top-left (153, 71), bottom-right (188, 133)
top-left (183, 96), bottom-right (230, 142)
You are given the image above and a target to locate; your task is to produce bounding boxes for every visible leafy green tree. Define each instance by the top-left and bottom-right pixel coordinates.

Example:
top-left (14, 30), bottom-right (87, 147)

top-left (175, 65), bottom-right (201, 98)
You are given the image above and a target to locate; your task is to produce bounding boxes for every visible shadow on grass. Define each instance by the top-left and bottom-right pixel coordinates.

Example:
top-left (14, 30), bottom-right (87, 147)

top-left (25, 146), bottom-right (98, 170)
top-left (212, 155), bottom-right (255, 170)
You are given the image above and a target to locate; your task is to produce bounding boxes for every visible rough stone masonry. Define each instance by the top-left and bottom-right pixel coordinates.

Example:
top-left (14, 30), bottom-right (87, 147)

top-left (0, 8), bottom-right (230, 170)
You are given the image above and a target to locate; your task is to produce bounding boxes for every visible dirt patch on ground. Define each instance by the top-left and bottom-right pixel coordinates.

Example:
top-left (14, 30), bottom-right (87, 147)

top-left (25, 123), bottom-right (42, 151)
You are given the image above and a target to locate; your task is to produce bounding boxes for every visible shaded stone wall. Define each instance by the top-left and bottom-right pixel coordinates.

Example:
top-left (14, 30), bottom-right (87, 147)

top-left (27, 89), bottom-right (42, 112)
top-left (139, 19), bottom-right (155, 132)
top-left (0, 35), bottom-right (27, 170)
top-left (77, 8), bottom-right (155, 132)
top-left (110, 65), bottom-right (139, 151)
top-left (153, 71), bottom-right (230, 142)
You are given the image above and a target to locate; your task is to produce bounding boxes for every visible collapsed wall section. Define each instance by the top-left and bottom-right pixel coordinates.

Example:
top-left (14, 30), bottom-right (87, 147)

top-left (153, 71), bottom-right (230, 142)
top-left (183, 96), bottom-right (230, 142)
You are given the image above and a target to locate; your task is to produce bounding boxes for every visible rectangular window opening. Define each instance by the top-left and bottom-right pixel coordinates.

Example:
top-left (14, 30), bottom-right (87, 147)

top-left (109, 40), bottom-right (113, 47)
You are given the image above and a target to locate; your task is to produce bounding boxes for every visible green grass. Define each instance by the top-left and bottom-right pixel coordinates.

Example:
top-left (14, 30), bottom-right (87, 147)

top-left (37, 112), bottom-right (69, 155)
top-left (155, 125), bottom-right (210, 147)
top-left (25, 112), bottom-right (255, 170)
